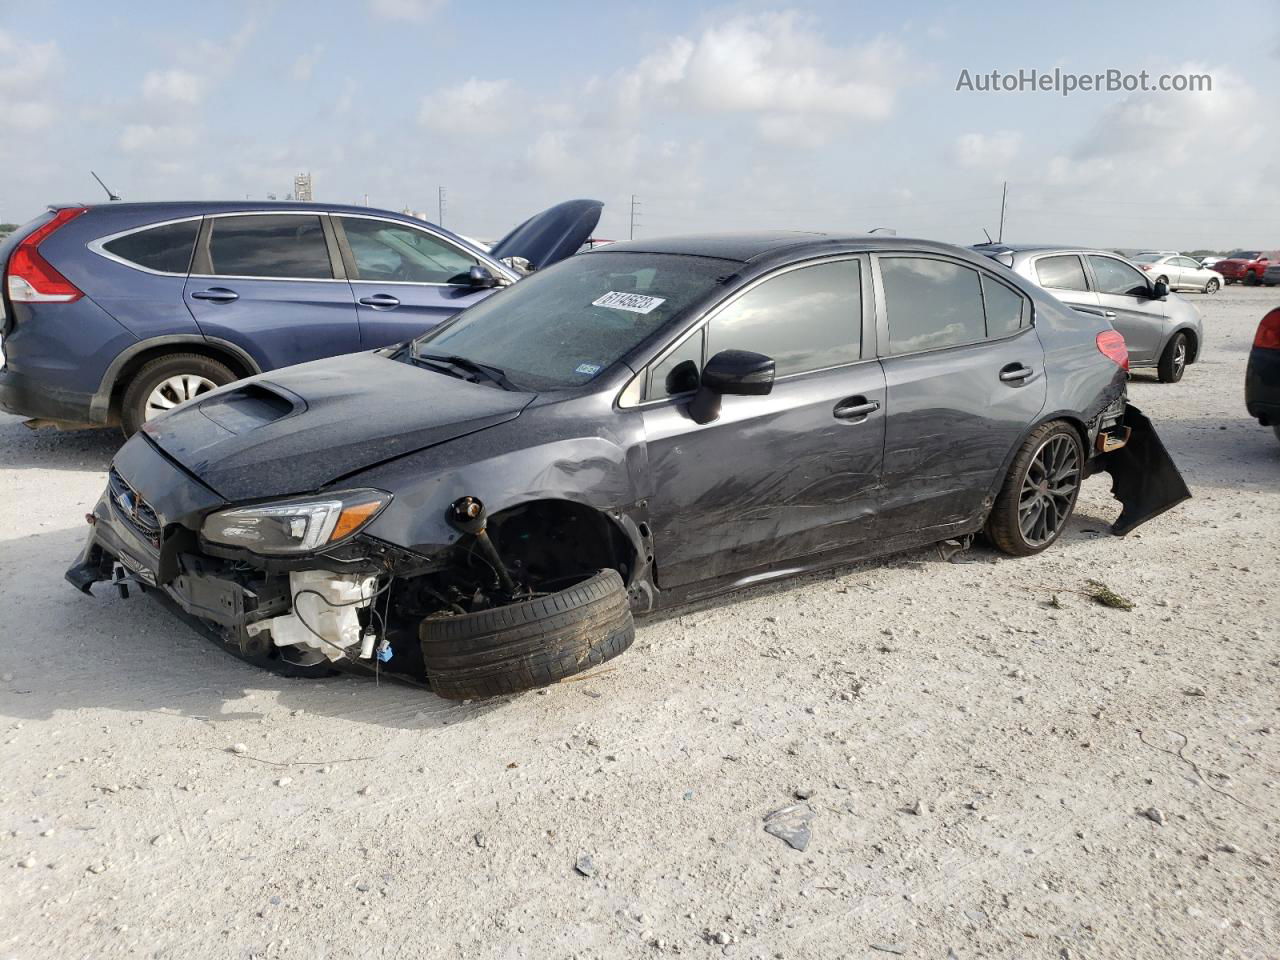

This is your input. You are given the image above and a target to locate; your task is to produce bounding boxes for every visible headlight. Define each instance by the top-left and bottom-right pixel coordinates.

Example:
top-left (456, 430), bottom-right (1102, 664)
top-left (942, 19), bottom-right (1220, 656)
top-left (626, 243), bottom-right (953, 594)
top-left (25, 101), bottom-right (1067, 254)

top-left (201, 489), bottom-right (391, 555)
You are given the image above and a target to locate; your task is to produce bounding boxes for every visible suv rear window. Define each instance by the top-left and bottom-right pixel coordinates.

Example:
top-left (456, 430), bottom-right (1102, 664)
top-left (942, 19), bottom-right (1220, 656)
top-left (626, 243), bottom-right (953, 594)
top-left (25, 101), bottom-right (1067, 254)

top-left (102, 220), bottom-right (199, 274)
top-left (206, 215), bottom-right (332, 279)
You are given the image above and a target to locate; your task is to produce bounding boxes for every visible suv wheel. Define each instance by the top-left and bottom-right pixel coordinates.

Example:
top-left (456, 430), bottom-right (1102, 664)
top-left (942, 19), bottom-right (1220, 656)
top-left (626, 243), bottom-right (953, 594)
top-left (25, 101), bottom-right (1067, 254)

top-left (1157, 332), bottom-right (1189, 384)
top-left (985, 421), bottom-right (1083, 557)
top-left (1245, 270), bottom-right (1260, 286)
top-left (120, 353), bottom-right (236, 436)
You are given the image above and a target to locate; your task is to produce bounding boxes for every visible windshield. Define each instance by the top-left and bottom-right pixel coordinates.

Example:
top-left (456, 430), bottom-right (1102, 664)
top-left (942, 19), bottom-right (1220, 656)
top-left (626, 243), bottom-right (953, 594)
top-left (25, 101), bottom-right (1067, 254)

top-left (1230, 251), bottom-right (1260, 260)
top-left (411, 251), bottom-right (737, 390)
top-left (1133, 254), bottom-right (1164, 263)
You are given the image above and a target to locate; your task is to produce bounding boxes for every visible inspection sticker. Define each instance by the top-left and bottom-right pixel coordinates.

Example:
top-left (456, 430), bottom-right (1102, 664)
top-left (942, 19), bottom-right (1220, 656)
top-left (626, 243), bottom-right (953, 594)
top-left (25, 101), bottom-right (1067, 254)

top-left (592, 291), bottom-right (666, 314)
top-left (575, 362), bottom-right (602, 375)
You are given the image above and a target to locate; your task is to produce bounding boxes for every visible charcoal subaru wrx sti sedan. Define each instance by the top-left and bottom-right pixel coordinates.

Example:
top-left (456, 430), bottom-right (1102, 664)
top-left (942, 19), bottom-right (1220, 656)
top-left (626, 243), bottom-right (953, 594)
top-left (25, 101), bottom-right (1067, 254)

top-left (68, 233), bottom-right (1190, 699)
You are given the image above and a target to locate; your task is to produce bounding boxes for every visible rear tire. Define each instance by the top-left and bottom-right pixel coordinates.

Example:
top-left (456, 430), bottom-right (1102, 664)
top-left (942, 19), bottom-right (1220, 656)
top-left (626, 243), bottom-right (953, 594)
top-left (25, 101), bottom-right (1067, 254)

top-left (120, 353), bottom-right (236, 437)
top-left (1155, 275), bottom-right (1169, 287)
top-left (1245, 271), bottom-right (1260, 286)
top-left (1157, 332), bottom-right (1189, 384)
top-left (985, 421), bottom-right (1083, 557)
top-left (420, 569), bottom-right (634, 700)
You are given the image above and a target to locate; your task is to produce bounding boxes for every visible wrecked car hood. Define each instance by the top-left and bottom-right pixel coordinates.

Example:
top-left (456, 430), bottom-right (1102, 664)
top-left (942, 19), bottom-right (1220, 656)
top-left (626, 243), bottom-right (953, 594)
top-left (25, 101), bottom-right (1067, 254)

top-left (488, 199), bottom-right (603, 270)
top-left (141, 352), bottom-right (535, 501)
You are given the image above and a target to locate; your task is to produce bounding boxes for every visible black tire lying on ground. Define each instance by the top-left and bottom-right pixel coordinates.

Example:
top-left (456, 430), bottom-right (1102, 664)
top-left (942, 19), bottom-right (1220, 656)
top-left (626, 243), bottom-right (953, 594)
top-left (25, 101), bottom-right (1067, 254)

top-left (420, 569), bottom-right (634, 700)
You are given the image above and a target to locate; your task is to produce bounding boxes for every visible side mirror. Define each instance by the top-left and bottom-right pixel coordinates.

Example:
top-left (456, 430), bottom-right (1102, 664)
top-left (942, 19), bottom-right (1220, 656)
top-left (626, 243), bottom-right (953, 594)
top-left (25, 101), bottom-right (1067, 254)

top-left (1151, 279), bottom-right (1169, 300)
top-left (687, 349), bottom-right (775, 425)
top-left (468, 265), bottom-right (500, 289)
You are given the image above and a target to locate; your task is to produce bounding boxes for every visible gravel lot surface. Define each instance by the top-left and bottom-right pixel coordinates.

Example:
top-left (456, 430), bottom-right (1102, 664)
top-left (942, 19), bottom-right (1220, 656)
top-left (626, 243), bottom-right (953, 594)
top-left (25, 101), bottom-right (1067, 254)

top-left (2, 286), bottom-right (1277, 959)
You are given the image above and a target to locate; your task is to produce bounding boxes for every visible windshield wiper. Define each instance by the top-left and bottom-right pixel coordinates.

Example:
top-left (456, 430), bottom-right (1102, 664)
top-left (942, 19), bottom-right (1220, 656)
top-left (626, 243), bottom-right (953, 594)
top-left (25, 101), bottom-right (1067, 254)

top-left (409, 348), bottom-right (519, 391)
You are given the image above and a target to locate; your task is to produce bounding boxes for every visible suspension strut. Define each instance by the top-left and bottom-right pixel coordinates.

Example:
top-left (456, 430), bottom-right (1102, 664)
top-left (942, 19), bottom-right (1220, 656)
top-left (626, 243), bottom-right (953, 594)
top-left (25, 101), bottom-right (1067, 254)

top-left (447, 496), bottom-right (519, 596)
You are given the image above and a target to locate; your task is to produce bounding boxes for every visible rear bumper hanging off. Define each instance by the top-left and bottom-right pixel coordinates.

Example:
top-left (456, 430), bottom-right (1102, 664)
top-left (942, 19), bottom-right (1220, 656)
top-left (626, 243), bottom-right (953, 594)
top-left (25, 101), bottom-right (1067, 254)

top-left (1097, 404), bottom-right (1191, 536)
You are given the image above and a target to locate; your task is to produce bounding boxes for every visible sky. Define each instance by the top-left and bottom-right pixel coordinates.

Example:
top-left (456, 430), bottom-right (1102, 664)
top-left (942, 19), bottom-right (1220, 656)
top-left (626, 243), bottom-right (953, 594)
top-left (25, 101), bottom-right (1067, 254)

top-left (1, 0), bottom-right (1278, 250)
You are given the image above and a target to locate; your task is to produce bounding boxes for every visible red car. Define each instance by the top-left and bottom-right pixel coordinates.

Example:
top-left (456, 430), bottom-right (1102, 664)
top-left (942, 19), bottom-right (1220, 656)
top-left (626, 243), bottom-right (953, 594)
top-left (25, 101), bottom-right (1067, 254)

top-left (1214, 250), bottom-right (1280, 285)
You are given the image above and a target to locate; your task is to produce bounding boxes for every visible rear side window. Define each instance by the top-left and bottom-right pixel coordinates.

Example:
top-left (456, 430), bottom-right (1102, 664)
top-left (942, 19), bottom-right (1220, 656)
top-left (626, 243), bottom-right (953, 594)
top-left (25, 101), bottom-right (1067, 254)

top-left (1035, 255), bottom-right (1088, 291)
top-left (1087, 256), bottom-right (1149, 297)
top-left (339, 217), bottom-right (479, 284)
top-left (881, 257), bottom-right (985, 354)
top-left (206, 215), bottom-right (332, 279)
top-left (707, 260), bottom-right (861, 377)
top-left (981, 275), bottom-right (1026, 337)
top-left (102, 220), bottom-right (199, 274)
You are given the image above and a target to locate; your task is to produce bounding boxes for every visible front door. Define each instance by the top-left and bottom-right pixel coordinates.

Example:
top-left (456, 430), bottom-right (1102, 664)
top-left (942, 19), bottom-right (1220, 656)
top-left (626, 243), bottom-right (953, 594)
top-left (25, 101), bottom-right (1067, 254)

top-left (1085, 254), bottom-right (1167, 364)
top-left (334, 215), bottom-right (496, 347)
top-left (185, 213), bottom-right (360, 371)
top-left (641, 257), bottom-right (885, 589)
top-left (875, 254), bottom-right (1047, 536)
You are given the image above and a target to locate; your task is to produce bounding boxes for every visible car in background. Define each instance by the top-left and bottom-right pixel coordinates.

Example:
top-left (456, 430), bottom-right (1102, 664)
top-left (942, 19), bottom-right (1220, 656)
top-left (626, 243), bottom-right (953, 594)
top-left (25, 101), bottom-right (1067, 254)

top-left (1131, 253), bottom-right (1223, 294)
top-left (0, 199), bottom-right (601, 434)
top-left (1261, 262), bottom-right (1280, 286)
top-left (974, 244), bottom-right (1203, 383)
top-left (67, 231), bottom-right (1189, 696)
top-left (1199, 255), bottom-right (1225, 270)
top-left (1213, 250), bottom-right (1279, 285)
top-left (1246, 307), bottom-right (1280, 444)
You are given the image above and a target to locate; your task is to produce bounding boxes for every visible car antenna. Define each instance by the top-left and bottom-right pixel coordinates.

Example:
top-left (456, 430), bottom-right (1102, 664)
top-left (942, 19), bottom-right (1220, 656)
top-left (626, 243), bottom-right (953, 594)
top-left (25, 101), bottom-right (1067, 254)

top-left (983, 228), bottom-right (994, 244)
top-left (867, 226), bottom-right (896, 235)
top-left (90, 171), bottom-right (121, 201)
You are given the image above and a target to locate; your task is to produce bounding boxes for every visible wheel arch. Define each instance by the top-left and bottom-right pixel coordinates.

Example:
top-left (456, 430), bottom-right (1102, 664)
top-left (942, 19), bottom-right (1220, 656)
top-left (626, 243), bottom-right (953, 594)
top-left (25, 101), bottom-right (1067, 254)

top-left (981, 410), bottom-right (1091, 520)
top-left (91, 336), bottom-right (262, 422)
top-left (1173, 326), bottom-right (1200, 363)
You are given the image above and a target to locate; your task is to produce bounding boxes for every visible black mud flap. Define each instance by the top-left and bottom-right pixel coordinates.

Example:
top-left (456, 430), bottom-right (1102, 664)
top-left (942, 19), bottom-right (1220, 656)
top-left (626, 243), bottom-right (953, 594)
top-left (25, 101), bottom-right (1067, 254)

top-left (1099, 404), bottom-right (1191, 536)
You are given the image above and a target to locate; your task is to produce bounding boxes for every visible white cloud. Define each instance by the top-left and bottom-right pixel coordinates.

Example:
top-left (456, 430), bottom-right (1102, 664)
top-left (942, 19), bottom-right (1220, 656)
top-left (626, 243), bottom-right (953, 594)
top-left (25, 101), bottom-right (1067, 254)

top-left (617, 13), bottom-right (910, 125)
top-left (142, 69), bottom-right (206, 105)
top-left (0, 29), bottom-right (59, 93)
top-left (0, 101), bottom-right (54, 130)
top-left (419, 78), bottom-right (509, 133)
top-left (953, 131), bottom-right (1022, 168)
top-left (368, 0), bottom-right (445, 21)
top-left (119, 123), bottom-right (198, 153)
top-left (291, 45), bottom-right (325, 83)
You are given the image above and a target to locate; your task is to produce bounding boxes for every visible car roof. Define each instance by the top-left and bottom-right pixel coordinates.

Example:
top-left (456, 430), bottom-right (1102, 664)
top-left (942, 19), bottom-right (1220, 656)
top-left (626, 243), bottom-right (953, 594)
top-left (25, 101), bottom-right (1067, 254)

top-left (972, 242), bottom-right (1095, 255)
top-left (56, 199), bottom-right (425, 219)
top-left (593, 231), bottom-right (986, 264)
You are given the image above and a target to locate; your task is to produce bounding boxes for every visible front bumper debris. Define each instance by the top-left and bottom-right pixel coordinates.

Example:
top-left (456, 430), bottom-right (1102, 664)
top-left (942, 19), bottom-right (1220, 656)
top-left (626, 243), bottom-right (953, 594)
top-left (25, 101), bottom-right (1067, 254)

top-left (1097, 403), bottom-right (1191, 536)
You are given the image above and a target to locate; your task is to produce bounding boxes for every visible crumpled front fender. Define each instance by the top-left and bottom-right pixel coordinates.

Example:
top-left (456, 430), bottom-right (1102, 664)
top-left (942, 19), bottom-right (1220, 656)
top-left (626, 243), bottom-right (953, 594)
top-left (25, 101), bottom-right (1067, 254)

top-left (1098, 404), bottom-right (1191, 536)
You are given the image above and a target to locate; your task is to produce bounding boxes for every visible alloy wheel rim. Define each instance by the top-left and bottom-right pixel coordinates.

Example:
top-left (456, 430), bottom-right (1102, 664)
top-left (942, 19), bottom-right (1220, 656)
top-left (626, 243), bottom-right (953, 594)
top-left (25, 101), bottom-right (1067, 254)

top-left (1017, 434), bottom-right (1080, 547)
top-left (1174, 340), bottom-right (1187, 377)
top-left (145, 374), bottom-right (217, 420)
top-left (1207, 280), bottom-right (1218, 293)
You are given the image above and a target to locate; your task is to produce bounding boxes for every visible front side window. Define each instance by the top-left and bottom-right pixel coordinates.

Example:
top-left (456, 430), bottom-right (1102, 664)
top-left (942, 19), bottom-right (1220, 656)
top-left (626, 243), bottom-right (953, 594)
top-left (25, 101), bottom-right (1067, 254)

top-left (706, 260), bottom-right (861, 377)
top-left (103, 220), bottom-right (199, 274)
top-left (881, 257), bottom-right (985, 354)
top-left (1175, 257), bottom-right (1200, 269)
top-left (340, 217), bottom-right (479, 284)
top-left (646, 328), bottom-right (704, 401)
top-left (206, 215), bottom-right (332, 279)
top-left (414, 252), bottom-right (736, 391)
top-left (1087, 255), bottom-right (1149, 297)
top-left (1034, 254), bottom-right (1089, 291)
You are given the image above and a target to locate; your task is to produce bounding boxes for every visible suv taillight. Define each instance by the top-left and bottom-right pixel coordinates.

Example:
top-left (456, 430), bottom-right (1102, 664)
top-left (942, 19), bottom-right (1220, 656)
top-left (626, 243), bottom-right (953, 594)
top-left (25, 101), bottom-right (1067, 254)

top-left (1096, 330), bottom-right (1129, 370)
top-left (5, 207), bottom-right (88, 304)
top-left (1255, 308), bottom-right (1280, 350)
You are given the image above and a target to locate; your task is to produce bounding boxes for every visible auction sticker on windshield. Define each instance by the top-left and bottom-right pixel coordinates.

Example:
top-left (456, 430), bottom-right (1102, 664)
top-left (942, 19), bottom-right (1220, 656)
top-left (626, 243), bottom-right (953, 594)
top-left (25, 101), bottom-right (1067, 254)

top-left (592, 291), bottom-right (666, 314)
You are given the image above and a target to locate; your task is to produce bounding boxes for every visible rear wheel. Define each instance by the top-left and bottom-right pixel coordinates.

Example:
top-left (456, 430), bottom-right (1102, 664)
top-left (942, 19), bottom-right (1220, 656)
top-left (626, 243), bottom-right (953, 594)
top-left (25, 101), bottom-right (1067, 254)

top-left (1157, 332), bottom-right (1189, 383)
top-left (1204, 278), bottom-right (1219, 294)
top-left (120, 353), bottom-right (236, 436)
top-left (420, 569), bottom-right (634, 700)
top-left (1155, 275), bottom-right (1170, 287)
top-left (986, 421), bottom-right (1083, 557)
top-left (1245, 271), bottom-right (1260, 286)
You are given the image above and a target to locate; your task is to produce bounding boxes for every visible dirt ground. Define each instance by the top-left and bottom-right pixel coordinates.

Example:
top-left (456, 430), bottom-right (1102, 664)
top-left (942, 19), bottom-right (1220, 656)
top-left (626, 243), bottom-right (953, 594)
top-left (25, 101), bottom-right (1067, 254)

top-left (2, 286), bottom-right (1277, 960)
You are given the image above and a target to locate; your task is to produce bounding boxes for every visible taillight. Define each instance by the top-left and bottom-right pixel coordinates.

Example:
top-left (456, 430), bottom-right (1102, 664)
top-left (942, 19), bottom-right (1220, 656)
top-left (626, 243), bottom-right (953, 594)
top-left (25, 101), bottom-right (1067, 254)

top-left (1096, 330), bottom-right (1129, 370)
top-left (5, 207), bottom-right (88, 304)
top-left (1139, 264), bottom-right (1152, 271)
top-left (1255, 308), bottom-right (1280, 350)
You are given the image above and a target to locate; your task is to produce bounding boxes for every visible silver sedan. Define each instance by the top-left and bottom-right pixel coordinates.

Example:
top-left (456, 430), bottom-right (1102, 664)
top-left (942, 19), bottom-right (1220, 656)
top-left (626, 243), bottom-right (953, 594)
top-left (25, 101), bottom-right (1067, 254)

top-left (1132, 253), bottom-right (1222, 294)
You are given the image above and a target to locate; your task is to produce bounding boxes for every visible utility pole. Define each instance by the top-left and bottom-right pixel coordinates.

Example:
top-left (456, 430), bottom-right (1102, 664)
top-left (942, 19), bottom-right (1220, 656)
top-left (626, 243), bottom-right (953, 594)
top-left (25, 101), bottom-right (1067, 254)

top-left (998, 181), bottom-right (1008, 243)
top-left (438, 186), bottom-right (446, 226)
top-left (363, 192), bottom-right (369, 207)
top-left (629, 194), bottom-right (641, 240)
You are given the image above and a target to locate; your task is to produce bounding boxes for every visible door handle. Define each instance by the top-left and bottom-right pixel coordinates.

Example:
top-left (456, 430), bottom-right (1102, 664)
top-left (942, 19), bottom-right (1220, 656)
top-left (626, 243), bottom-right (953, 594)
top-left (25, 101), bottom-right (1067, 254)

top-left (999, 363), bottom-right (1034, 383)
top-left (189, 287), bottom-right (239, 303)
top-left (358, 294), bottom-right (401, 309)
top-left (1103, 310), bottom-right (1117, 318)
top-left (833, 397), bottom-right (880, 421)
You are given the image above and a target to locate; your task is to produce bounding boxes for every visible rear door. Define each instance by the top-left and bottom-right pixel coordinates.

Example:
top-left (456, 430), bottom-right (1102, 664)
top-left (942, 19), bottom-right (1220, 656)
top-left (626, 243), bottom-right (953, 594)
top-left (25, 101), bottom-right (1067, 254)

top-left (184, 213), bottom-right (360, 371)
top-left (875, 254), bottom-right (1046, 537)
top-left (1084, 254), bottom-right (1166, 363)
top-left (333, 214), bottom-right (495, 346)
top-left (639, 256), bottom-right (885, 588)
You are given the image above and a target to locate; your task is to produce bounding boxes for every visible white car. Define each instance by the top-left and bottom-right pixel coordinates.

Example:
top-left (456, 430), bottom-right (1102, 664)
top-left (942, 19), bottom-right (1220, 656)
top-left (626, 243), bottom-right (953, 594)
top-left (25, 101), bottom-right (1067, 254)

top-left (1131, 253), bottom-right (1223, 294)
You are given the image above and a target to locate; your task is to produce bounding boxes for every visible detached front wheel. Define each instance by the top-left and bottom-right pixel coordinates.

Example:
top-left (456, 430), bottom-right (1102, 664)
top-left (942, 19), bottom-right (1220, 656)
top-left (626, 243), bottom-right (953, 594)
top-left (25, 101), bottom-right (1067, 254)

top-left (986, 421), bottom-right (1084, 556)
top-left (420, 569), bottom-right (634, 700)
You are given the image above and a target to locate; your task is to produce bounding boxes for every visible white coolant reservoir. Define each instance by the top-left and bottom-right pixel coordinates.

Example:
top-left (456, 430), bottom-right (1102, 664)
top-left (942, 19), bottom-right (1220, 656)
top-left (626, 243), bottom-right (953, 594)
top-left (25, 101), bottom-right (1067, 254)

top-left (266, 571), bottom-right (378, 661)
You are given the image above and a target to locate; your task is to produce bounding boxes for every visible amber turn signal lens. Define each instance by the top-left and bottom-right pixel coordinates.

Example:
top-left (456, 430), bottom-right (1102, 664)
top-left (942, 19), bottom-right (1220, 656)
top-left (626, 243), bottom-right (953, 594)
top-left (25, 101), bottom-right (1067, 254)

top-left (329, 500), bottom-right (384, 543)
